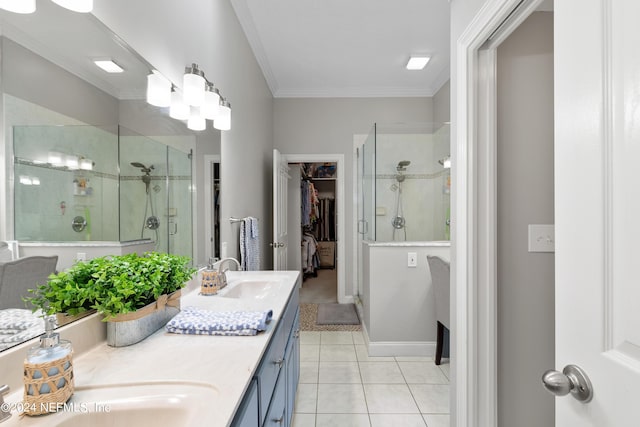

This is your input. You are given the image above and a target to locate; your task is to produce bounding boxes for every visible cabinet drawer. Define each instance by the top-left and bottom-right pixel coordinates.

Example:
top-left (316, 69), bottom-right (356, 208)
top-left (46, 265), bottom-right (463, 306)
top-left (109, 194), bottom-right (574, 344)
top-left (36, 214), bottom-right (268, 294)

top-left (263, 371), bottom-right (286, 427)
top-left (257, 320), bottom-right (285, 425)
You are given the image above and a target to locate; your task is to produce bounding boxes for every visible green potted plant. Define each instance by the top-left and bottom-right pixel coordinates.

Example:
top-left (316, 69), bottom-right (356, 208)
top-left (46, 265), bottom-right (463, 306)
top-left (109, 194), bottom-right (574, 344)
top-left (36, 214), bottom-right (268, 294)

top-left (27, 252), bottom-right (196, 345)
top-left (27, 257), bottom-right (101, 325)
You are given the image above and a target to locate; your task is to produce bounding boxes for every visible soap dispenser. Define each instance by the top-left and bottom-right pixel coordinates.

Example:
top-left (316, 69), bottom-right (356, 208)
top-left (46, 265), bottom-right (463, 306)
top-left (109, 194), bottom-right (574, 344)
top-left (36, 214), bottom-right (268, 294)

top-left (201, 257), bottom-right (221, 295)
top-left (23, 317), bottom-right (74, 416)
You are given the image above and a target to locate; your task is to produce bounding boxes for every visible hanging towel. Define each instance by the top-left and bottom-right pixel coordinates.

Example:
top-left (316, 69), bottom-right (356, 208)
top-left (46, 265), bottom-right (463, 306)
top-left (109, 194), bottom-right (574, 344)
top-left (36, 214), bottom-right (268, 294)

top-left (240, 217), bottom-right (260, 271)
top-left (165, 306), bottom-right (273, 336)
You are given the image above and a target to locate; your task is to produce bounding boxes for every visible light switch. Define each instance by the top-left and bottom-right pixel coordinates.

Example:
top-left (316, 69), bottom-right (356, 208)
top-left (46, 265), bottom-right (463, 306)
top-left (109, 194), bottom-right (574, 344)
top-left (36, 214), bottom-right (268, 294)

top-left (408, 252), bottom-right (417, 267)
top-left (528, 224), bottom-right (555, 253)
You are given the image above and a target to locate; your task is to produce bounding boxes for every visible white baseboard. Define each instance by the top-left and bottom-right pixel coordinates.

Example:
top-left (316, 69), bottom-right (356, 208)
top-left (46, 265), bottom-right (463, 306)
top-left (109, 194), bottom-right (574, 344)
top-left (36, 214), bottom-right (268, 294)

top-left (340, 294), bottom-right (355, 304)
top-left (359, 321), bottom-right (435, 357)
top-left (367, 341), bottom-right (436, 357)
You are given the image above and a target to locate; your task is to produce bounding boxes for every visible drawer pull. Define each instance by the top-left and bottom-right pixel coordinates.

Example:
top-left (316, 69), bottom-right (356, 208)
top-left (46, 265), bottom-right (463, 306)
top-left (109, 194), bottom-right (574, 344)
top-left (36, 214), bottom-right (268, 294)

top-left (274, 358), bottom-right (284, 368)
top-left (273, 411), bottom-right (285, 425)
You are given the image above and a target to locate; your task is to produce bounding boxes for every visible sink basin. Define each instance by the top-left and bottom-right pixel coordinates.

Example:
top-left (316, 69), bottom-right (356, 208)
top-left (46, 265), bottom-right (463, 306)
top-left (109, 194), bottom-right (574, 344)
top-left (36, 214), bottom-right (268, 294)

top-left (219, 280), bottom-right (283, 299)
top-left (10, 381), bottom-right (218, 427)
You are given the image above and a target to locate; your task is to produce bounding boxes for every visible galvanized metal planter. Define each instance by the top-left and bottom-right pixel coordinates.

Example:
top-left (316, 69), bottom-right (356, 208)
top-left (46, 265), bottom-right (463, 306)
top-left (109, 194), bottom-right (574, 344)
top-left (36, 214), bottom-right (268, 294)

top-left (106, 290), bottom-right (181, 347)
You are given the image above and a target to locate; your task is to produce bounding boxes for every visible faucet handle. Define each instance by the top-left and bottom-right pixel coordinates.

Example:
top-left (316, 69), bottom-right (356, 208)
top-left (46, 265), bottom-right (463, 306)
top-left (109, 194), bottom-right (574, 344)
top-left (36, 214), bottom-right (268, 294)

top-left (0, 384), bottom-right (12, 422)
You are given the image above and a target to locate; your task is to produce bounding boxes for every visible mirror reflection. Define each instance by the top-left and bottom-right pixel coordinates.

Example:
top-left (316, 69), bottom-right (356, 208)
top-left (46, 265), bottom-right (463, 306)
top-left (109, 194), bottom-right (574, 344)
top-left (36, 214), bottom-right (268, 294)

top-left (0, 5), bottom-right (220, 351)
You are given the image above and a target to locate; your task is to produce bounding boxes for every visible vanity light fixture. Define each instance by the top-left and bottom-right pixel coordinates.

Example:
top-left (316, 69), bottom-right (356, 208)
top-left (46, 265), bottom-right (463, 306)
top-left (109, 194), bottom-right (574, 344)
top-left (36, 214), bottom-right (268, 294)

top-left (50, 0), bottom-right (92, 13)
top-left (93, 59), bottom-right (124, 73)
top-left (202, 83), bottom-right (221, 120)
top-left (0, 0), bottom-right (35, 13)
top-left (169, 88), bottom-right (190, 121)
top-left (146, 71), bottom-right (172, 107)
top-left (214, 98), bottom-right (231, 131)
top-left (406, 56), bottom-right (430, 70)
top-left (183, 63), bottom-right (206, 107)
top-left (145, 62), bottom-right (231, 131)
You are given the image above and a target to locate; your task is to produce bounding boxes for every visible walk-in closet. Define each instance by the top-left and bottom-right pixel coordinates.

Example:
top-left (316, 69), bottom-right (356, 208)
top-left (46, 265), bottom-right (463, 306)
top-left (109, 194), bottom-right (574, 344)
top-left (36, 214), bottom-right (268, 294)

top-left (296, 162), bottom-right (338, 304)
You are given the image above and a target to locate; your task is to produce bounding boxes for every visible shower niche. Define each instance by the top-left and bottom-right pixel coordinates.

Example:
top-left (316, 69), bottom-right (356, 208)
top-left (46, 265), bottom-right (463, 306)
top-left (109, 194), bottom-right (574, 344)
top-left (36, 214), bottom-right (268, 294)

top-left (13, 124), bottom-right (192, 259)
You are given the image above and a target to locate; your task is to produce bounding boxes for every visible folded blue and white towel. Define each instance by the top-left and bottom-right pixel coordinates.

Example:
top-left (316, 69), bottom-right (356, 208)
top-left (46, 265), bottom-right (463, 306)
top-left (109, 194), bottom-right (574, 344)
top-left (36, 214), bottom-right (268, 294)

top-left (166, 306), bottom-right (273, 336)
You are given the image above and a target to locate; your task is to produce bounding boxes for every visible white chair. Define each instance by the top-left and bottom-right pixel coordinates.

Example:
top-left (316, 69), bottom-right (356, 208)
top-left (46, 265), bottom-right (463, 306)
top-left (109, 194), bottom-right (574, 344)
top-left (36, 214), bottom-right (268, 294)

top-left (427, 255), bottom-right (450, 365)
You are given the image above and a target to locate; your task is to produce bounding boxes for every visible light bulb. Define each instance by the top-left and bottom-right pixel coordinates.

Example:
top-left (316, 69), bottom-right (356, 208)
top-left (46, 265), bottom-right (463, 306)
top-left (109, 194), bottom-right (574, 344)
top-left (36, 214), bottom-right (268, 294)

top-left (80, 158), bottom-right (93, 171)
top-left (183, 64), bottom-right (206, 106)
top-left (66, 155), bottom-right (79, 170)
top-left (187, 106), bottom-right (206, 131)
top-left (48, 151), bottom-right (64, 167)
top-left (146, 71), bottom-right (171, 107)
top-left (202, 83), bottom-right (221, 120)
top-left (169, 90), bottom-right (189, 120)
top-left (214, 99), bottom-right (231, 131)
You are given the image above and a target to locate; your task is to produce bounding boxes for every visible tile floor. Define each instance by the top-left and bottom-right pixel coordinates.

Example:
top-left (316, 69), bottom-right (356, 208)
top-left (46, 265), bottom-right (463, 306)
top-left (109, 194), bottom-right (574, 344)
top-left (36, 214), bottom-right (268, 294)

top-left (292, 330), bottom-right (450, 427)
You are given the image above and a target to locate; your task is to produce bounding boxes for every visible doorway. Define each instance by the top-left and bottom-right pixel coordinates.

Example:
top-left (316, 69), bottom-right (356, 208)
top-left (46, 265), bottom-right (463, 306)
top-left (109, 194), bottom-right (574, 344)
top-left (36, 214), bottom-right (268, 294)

top-left (454, 0), bottom-right (554, 425)
top-left (295, 162), bottom-right (338, 304)
top-left (281, 153), bottom-right (347, 304)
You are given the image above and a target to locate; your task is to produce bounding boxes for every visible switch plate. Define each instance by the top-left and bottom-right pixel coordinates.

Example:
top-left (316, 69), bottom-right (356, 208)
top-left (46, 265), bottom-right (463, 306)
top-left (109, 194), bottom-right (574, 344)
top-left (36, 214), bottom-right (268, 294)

top-left (408, 252), bottom-right (417, 267)
top-left (528, 224), bottom-right (555, 252)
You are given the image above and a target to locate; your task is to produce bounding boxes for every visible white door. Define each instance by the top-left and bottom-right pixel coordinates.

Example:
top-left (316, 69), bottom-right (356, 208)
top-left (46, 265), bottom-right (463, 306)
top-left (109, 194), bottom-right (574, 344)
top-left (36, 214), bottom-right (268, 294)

top-left (552, 0), bottom-right (640, 424)
top-left (273, 149), bottom-right (290, 270)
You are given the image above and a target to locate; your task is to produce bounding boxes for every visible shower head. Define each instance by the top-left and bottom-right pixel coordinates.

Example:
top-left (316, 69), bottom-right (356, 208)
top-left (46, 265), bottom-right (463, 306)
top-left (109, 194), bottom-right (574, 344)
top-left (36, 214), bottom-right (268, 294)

top-left (396, 160), bottom-right (411, 172)
top-left (131, 162), bottom-right (154, 174)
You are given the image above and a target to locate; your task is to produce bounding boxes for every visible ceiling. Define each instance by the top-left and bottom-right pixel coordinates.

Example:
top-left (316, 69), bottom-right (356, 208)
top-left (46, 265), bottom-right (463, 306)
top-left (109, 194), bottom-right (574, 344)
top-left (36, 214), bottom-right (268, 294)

top-left (0, 1), bottom-right (451, 101)
top-left (231, 0), bottom-right (451, 98)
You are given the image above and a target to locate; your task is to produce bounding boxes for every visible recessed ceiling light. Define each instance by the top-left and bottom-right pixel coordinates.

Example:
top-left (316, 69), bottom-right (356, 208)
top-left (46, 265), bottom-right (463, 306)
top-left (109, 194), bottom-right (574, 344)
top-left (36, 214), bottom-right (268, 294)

top-left (93, 59), bottom-right (124, 73)
top-left (406, 56), bottom-right (430, 70)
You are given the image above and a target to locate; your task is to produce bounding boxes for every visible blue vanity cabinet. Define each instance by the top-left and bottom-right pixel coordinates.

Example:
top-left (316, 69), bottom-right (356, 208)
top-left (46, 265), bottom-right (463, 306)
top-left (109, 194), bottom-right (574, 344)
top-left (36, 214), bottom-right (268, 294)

top-left (231, 378), bottom-right (259, 427)
top-left (232, 284), bottom-right (300, 427)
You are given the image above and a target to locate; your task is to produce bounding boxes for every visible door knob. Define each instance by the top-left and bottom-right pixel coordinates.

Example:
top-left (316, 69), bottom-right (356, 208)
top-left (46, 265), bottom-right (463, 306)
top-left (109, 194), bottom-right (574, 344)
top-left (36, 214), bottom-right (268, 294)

top-left (542, 364), bottom-right (593, 403)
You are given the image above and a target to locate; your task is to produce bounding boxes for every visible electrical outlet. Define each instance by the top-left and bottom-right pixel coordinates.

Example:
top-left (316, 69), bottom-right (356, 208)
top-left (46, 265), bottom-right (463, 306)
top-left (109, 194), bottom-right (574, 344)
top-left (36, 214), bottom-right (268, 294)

top-left (76, 252), bottom-right (86, 262)
top-left (408, 252), bottom-right (417, 268)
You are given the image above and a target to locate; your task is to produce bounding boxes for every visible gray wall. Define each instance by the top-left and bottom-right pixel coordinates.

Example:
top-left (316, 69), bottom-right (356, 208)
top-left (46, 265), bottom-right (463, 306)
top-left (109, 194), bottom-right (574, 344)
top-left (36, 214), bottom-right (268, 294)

top-left (497, 12), bottom-right (554, 427)
top-left (2, 38), bottom-right (118, 126)
top-left (273, 97), bottom-right (433, 294)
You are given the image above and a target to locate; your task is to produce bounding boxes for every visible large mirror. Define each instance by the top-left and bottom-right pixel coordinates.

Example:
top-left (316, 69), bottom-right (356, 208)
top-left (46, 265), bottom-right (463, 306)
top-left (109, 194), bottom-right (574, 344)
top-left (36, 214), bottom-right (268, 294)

top-left (0, 3), bottom-right (220, 351)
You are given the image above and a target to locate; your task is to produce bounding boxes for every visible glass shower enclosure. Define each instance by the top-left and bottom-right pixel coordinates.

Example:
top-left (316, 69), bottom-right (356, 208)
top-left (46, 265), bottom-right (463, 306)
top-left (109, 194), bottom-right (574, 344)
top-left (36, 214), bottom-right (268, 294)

top-left (13, 124), bottom-right (192, 259)
top-left (358, 122), bottom-right (450, 242)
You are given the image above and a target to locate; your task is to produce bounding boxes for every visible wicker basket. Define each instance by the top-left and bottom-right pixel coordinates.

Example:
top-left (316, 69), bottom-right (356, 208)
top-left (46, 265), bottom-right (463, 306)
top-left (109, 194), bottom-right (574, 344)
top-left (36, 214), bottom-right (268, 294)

top-left (23, 351), bottom-right (74, 416)
top-left (200, 269), bottom-right (225, 295)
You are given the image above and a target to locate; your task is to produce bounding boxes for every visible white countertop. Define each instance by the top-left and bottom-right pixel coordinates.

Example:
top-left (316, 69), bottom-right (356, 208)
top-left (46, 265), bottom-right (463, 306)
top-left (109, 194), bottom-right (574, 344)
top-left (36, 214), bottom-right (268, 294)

top-left (2, 270), bottom-right (300, 427)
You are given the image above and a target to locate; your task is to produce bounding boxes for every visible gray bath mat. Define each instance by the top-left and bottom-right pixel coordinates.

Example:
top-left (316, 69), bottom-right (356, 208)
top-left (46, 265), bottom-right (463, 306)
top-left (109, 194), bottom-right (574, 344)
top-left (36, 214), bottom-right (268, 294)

top-left (316, 303), bottom-right (360, 325)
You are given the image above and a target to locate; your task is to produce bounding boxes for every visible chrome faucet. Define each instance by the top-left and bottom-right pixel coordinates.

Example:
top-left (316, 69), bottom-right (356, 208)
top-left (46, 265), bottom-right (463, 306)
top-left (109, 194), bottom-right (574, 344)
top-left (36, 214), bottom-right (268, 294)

top-left (0, 385), bottom-right (11, 423)
top-left (214, 257), bottom-right (241, 289)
